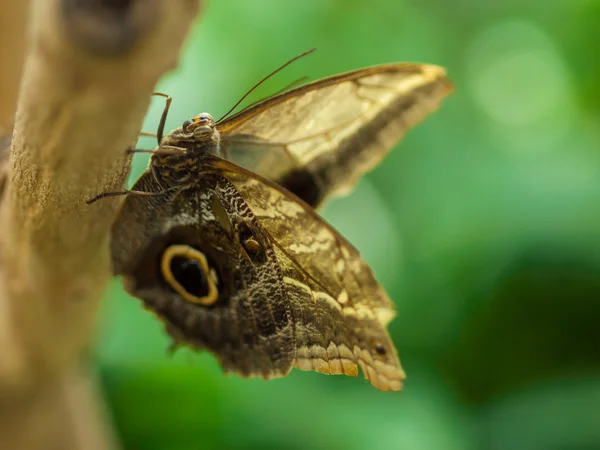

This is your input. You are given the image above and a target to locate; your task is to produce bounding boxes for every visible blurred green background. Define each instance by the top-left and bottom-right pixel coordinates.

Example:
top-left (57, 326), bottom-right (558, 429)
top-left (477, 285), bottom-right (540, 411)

top-left (93, 0), bottom-right (600, 449)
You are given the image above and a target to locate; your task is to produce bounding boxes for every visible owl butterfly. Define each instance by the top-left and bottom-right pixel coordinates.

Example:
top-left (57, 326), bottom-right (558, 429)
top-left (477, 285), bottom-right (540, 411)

top-left (104, 54), bottom-right (453, 391)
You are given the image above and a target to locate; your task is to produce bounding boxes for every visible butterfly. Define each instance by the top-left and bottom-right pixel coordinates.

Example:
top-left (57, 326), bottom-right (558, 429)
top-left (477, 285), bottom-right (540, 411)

top-left (100, 54), bottom-right (453, 391)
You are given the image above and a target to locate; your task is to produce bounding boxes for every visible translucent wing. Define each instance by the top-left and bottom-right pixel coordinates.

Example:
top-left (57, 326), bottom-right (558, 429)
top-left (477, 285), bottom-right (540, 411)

top-left (218, 63), bottom-right (452, 207)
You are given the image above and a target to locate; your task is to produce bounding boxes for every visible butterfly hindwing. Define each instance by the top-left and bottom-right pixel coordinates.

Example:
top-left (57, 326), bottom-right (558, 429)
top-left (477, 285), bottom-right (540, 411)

top-left (203, 157), bottom-right (404, 391)
top-left (111, 156), bottom-right (404, 390)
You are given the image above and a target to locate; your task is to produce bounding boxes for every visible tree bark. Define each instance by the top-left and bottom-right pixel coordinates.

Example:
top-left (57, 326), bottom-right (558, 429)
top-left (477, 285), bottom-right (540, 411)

top-left (0, 0), bottom-right (202, 448)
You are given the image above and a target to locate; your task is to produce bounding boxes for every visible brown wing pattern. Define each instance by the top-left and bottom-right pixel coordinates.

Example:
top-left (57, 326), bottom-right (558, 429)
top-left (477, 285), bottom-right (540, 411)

top-left (208, 158), bottom-right (405, 391)
top-left (110, 62), bottom-right (452, 390)
top-left (218, 63), bottom-right (452, 207)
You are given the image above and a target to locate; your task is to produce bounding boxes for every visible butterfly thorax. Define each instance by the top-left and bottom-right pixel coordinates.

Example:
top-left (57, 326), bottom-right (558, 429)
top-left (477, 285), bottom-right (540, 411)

top-left (151, 112), bottom-right (222, 186)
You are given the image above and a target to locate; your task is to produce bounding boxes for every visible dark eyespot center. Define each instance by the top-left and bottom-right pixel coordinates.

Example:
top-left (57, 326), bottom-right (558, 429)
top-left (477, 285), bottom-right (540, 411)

top-left (169, 256), bottom-right (209, 297)
top-left (182, 120), bottom-right (192, 131)
top-left (237, 222), bottom-right (266, 264)
top-left (277, 169), bottom-right (323, 208)
top-left (375, 342), bottom-right (386, 356)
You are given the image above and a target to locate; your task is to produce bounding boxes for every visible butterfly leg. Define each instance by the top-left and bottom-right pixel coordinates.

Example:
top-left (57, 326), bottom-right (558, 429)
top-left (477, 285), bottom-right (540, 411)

top-left (153, 92), bottom-right (172, 145)
top-left (138, 93), bottom-right (172, 143)
top-left (127, 148), bottom-right (156, 154)
top-left (126, 146), bottom-right (186, 157)
top-left (86, 188), bottom-right (169, 205)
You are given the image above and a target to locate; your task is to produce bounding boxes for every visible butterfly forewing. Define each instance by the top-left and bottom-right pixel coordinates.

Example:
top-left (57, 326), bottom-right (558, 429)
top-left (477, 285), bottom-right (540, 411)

top-left (218, 63), bottom-right (452, 208)
top-left (207, 158), bottom-right (404, 391)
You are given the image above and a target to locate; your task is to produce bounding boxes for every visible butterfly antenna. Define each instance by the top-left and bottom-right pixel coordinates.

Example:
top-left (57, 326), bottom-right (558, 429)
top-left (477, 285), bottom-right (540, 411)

top-left (278, 75), bottom-right (310, 93)
top-left (243, 75), bottom-right (310, 110)
top-left (216, 48), bottom-right (316, 124)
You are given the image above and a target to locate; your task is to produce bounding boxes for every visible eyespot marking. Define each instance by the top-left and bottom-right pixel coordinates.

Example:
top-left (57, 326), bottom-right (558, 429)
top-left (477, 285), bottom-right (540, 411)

top-left (236, 222), bottom-right (267, 264)
top-left (161, 245), bottom-right (218, 305)
top-left (374, 342), bottom-right (386, 356)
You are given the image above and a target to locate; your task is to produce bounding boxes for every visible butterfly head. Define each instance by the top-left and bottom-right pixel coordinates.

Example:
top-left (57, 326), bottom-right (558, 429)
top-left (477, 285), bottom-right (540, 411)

top-left (181, 112), bottom-right (216, 142)
top-left (161, 112), bottom-right (221, 156)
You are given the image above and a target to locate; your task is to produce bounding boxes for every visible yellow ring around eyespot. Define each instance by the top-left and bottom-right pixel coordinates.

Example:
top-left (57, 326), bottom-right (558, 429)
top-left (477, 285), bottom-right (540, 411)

top-left (160, 244), bottom-right (219, 306)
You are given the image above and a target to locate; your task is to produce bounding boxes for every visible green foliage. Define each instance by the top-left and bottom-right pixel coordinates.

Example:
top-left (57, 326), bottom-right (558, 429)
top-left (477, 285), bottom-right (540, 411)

top-left (94, 0), bottom-right (600, 448)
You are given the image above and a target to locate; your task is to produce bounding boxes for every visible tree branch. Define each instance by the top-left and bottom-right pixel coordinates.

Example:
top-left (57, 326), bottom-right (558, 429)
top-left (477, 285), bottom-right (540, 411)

top-left (0, 0), bottom-right (202, 448)
top-left (0, 0), bottom-right (30, 136)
